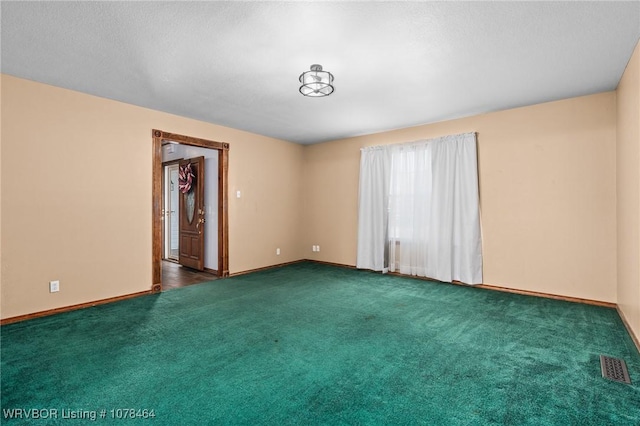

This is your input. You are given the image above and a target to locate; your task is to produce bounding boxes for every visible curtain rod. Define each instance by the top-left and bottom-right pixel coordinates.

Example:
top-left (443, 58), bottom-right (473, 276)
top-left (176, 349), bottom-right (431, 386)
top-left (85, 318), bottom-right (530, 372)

top-left (360, 131), bottom-right (477, 152)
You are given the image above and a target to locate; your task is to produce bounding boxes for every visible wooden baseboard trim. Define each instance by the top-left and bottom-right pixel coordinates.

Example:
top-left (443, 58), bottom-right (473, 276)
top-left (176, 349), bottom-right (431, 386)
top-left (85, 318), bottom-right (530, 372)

top-left (304, 259), bottom-right (357, 269)
top-left (229, 259), bottom-right (356, 277)
top-left (229, 260), bottom-right (306, 277)
top-left (386, 271), bottom-right (614, 307)
top-left (617, 306), bottom-right (640, 354)
top-left (471, 283), bottom-right (616, 308)
top-left (0, 290), bottom-right (153, 326)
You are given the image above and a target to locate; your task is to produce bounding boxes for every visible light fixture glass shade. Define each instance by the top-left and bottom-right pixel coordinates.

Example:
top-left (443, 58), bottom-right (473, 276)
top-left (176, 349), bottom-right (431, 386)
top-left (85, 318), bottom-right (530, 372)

top-left (299, 64), bottom-right (334, 97)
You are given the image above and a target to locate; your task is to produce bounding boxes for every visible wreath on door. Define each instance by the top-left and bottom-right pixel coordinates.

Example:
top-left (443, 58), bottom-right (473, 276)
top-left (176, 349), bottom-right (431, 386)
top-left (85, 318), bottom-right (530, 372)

top-left (178, 163), bottom-right (196, 194)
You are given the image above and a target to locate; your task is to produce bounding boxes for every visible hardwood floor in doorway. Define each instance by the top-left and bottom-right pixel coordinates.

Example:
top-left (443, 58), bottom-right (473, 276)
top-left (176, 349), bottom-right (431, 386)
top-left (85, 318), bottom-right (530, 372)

top-left (161, 260), bottom-right (218, 290)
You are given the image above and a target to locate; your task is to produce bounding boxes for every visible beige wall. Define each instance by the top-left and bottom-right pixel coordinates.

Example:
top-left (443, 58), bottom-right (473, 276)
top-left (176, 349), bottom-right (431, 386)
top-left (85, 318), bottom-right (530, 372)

top-left (0, 75), bottom-right (3, 304)
top-left (617, 40), bottom-right (640, 341)
top-left (304, 92), bottom-right (618, 303)
top-left (0, 74), bottom-right (304, 319)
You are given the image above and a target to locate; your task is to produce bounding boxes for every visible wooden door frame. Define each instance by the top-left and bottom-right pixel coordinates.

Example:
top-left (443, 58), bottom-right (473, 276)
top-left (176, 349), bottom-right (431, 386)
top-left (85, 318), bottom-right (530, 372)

top-left (152, 129), bottom-right (229, 292)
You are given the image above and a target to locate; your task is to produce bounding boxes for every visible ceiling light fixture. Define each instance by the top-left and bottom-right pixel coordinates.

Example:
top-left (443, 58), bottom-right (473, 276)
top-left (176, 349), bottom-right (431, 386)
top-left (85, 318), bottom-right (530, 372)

top-left (299, 64), bottom-right (334, 97)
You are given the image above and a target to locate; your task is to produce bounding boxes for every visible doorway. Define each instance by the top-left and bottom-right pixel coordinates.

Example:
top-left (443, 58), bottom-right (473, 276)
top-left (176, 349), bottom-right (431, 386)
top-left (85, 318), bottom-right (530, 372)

top-left (152, 129), bottom-right (229, 293)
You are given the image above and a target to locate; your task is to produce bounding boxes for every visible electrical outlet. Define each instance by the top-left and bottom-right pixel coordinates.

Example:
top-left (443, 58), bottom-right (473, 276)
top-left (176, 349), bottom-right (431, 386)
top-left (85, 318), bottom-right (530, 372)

top-left (276, 248), bottom-right (281, 255)
top-left (317, 245), bottom-right (320, 252)
top-left (49, 280), bottom-right (60, 293)
top-left (312, 245), bottom-right (316, 252)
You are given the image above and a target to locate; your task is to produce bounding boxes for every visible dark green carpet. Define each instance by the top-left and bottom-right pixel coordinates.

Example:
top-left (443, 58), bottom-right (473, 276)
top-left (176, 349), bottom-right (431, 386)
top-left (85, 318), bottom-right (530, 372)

top-left (2, 262), bottom-right (639, 425)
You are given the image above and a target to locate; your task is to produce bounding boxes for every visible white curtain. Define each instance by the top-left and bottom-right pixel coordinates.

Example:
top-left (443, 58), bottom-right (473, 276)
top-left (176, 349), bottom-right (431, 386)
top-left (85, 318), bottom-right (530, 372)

top-left (356, 132), bottom-right (483, 284)
top-left (356, 146), bottom-right (391, 272)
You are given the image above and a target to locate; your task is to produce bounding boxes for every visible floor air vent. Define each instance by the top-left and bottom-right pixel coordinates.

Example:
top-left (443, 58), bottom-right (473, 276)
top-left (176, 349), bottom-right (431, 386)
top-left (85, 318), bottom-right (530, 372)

top-left (600, 355), bottom-right (631, 384)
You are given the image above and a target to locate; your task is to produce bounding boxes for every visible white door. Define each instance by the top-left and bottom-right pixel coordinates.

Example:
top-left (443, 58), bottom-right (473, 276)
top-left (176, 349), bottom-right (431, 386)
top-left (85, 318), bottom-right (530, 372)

top-left (164, 164), bottom-right (180, 260)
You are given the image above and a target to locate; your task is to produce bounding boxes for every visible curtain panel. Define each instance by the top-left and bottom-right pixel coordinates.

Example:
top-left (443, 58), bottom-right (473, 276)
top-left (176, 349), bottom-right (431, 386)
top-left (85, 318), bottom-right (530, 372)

top-left (356, 132), bottom-right (483, 285)
top-left (356, 146), bottom-right (391, 272)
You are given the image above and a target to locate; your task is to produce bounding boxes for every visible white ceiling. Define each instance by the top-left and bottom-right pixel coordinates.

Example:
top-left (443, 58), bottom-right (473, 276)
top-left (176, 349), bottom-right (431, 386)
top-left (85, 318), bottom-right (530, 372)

top-left (2, 1), bottom-right (639, 145)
